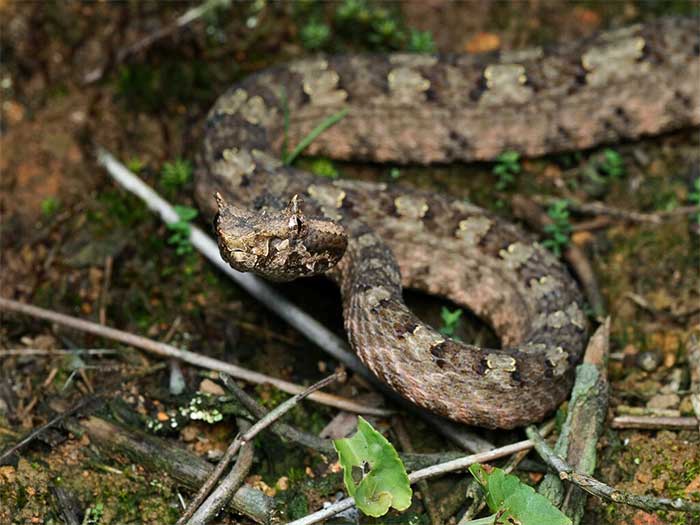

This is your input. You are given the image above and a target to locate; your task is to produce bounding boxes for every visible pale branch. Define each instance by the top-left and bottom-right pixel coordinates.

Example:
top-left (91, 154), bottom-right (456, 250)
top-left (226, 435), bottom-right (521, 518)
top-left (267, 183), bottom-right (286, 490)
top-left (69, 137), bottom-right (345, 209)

top-left (0, 297), bottom-right (388, 416)
top-left (525, 426), bottom-right (700, 513)
top-left (97, 147), bottom-right (493, 453)
top-left (219, 373), bottom-right (466, 470)
top-left (186, 419), bottom-right (255, 525)
top-left (533, 195), bottom-right (700, 224)
top-left (284, 440), bottom-right (539, 525)
top-left (610, 415), bottom-right (699, 430)
top-left (177, 372), bottom-right (342, 525)
top-left (687, 332), bottom-right (700, 431)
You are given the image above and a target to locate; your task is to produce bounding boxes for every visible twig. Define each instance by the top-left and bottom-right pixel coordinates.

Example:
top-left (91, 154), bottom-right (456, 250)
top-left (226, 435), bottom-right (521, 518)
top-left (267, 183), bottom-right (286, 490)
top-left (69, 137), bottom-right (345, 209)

top-left (510, 195), bottom-right (605, 319)
top-left (0, 348), bottom-right (118, 356)
top-left (0, 363), bottom-right (165, 463)
top-left (610, 415), bottom-right (699, 430)
top-left (525, 426), bottom-right (700, 513)
top-left (220, 373), bottom-right (467, 470)
top-left (74, 416), bottom-right (273, 523)
top-left (83, 0), bottom-right (230, 84)
top-left (285, 440), bottom-right (542, 525)
top-left (187, 418), bottom-right (255, 525)
top-left (625, 292), bottom-right (700, 321)
top-left (538, 319), bottom-right (610, 524)
top-left (0, 297), bottom-right (388, 416)
top-left (533, 195), bottom-right (700, 225)
top-left (177, 372), bottom-right (343, 524)
top-left (96, 147), bottom-right (492, 453)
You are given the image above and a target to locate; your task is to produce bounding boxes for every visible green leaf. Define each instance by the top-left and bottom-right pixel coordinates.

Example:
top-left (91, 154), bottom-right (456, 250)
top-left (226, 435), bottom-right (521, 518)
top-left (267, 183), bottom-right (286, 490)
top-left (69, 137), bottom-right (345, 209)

top-left (333, 417), bottom-right (412, 517)
top-left (469, 465), bottom-right (571, 525)
top-left (173, 205), bottom-right (198, 222)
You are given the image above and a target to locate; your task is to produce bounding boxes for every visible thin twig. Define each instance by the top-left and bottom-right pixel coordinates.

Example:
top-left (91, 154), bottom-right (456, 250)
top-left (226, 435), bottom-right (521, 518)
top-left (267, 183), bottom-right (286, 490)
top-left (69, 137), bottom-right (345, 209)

top-left (178, 372), bottom-right (343, 524)
top-left (525, 426), bottom-right (700, 513)
top-left (83, 0), bottom-right (230, 84)
top-left (533, 195), bottom-right (700, 225)
top-left (610, 415), bottom-right (699, 430)
top-left (187, 418), bottom-right (255, 525)
top-left (96, 147), bottom-right (492, 453)
top-left (538, 319), bottom-right (610, 524)
top-left (0, 298), bottom-right (389, 416)
top-left (285, 440), bottom-right (541, 525)
top-left (0, 348), bottom-right (118, 356)
top-left (0, 363), bottom-right (165, 463)
top-left (220, 373), bottom-right (467, 470)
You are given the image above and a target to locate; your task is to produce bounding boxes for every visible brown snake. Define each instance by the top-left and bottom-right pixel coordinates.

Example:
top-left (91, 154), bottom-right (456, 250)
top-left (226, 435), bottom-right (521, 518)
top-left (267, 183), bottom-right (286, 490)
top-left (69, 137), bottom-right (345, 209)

top-left (195, 18), bottom-right (700, 429)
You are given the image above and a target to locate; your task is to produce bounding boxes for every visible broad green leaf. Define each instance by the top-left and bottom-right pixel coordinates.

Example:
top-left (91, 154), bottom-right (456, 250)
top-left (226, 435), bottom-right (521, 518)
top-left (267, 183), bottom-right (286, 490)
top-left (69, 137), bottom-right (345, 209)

top-left (469, 464), bottom-right (571, 525)
top-left (333, 417), bottom-right (412, 517)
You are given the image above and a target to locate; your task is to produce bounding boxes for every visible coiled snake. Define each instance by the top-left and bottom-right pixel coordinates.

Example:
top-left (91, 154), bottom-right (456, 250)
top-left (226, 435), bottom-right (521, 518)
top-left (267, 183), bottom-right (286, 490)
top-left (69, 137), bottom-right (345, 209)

top-left (195, 18), bottom-right (700, 428)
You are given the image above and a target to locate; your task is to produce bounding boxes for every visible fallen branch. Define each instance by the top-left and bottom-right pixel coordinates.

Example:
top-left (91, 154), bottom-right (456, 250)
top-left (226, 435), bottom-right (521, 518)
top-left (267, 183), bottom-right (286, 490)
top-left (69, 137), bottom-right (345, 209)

top-left (0, 298), bottom-right (389, 416)
top-left (688, 332), bottom-right (700, 432)
top-left (177, 372), bottom-right (343, 524)
top-left (0, 363), bottom-right (165, 463)
top-left (186, 419), bottom-right (255, 525)
top-left (610, 415), bottom-right (699, 430)
top-left (220, 373), bottom-right (466, 470)
top-left (83, 0), bottom-right (231, 84)
top-left (73, 416), bottom-right (273, 523)
top-left (525, 426), bottom-right (700, 513)
top-left (533, 195), bottom-right (700, 225)
top-left (538, 319), bottom-right (610, 524)
top-left (284, 439), bottom-right (541, 525)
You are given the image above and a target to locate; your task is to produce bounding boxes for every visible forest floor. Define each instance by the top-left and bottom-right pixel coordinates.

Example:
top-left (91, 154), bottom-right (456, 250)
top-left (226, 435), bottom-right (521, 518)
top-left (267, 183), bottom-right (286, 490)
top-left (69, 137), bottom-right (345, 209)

top-left (1, 2), bottom-right (699, 525)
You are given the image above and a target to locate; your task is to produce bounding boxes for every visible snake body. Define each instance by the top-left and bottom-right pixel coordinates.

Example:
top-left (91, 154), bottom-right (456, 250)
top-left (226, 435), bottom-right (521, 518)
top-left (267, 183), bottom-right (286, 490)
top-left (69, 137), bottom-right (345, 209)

top-left (196, 18), bottom-right (700, 428)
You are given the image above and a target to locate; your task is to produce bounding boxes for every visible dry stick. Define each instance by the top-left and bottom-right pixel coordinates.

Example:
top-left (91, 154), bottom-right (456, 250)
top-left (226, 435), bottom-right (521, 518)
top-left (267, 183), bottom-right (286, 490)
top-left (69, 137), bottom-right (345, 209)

top-left (538, 319), bottom-right (610, 525)
top-left (525, 426), bottom-right (700, 513)
top-left (285, 440), bottom-right (537, 525)
top-left (533, 195), bottom-right (700, 225)
top-left (187, 418), bottom-right (255, 525)
top-left (97, 148), bottom-right (493, 454)
top-left (0, 298), bottom-right (387, 416)
top-left (220, 373), bottom-right (464, 470)
top-left (511, 195), bottom-right (606, 319)
top-left (0, 362), bottom-right (165, 463)
top-left (610, 415), bottom-right (699, 430)
top-left (177, 372), bottom-right (343, 525)
top-left (75, 416), bottom-right (273, 523)
top-left (83, 0), bottom-right (228, 84)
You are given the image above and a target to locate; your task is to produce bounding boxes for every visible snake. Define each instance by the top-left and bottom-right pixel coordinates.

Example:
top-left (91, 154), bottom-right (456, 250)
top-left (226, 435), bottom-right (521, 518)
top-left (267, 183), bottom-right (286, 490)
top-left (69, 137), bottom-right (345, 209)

top-left (194, 17), bottom-right (700, 429)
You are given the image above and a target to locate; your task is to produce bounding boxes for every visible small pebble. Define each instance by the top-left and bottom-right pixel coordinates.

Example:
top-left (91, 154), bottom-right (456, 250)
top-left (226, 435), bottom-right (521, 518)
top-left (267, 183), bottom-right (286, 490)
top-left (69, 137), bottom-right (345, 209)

top-left (646, 393), bottom-right (680, 410)
top-left (637, 351), bottom-right (660, 372)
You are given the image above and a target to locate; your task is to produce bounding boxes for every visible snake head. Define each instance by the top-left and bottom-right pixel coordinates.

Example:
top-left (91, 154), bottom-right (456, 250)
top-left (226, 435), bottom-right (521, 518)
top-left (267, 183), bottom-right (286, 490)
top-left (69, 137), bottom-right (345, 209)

top-left (215, 193), bottom-right (347, 281)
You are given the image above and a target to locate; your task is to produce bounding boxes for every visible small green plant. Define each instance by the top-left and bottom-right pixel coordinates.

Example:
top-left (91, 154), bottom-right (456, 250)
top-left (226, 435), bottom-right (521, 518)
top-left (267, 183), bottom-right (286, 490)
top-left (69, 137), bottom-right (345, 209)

top-left (83, 502), bottom-right (105, 525)
top-left (408, 29), bottom-right (436, 53)
top-left (689, 177), bottom-right (700, 225)
top-left (597, 148), bottom-right (625, 179)
top-left (309, 157), bottom-right (340, 179)
top-left (389, 167), bottom-right (401, 180)
top-left (126, 157), bottom-right (145, 173)
top-left (493, 151), bottom-right (520, 191)
top-left (167, 205), bottom-right (198, 255)
top-left (40, 196), bottom-right (60, 217)
top-left (282, 108), bottom-right (349, 165)
top-left (542, 199), bottom-right (572, 257)
top-left (300, 20), bottom-right (331, 49)
top-left (467, 464), bottom-right (571, 525)
top-left (334, 416), bottom-right (411, 517)
top-left (439, 307), bottom-right (462, 337)
top-left (161, 159), bottom-right (192, 190)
